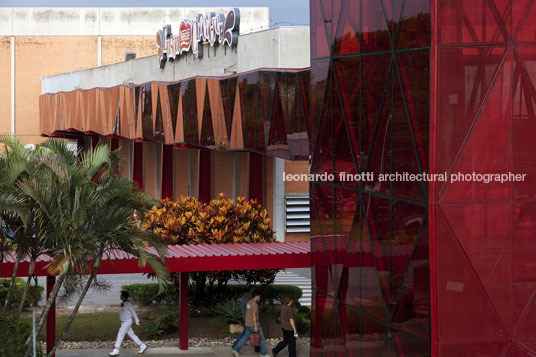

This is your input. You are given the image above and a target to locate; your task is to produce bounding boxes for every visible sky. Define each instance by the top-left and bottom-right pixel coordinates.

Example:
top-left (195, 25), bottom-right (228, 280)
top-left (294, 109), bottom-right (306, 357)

top-left (0, 0), bottom-right (310, 28)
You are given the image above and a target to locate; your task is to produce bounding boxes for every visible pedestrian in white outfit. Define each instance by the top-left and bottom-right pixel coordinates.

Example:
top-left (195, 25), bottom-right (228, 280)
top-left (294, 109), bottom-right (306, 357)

top-left (109, 291), bottom-right (147, 355)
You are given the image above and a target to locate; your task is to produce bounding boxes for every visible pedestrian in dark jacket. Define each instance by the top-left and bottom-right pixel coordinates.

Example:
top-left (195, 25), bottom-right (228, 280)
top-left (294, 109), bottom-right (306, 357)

top-left (272, 295), bottom-right (298, 357)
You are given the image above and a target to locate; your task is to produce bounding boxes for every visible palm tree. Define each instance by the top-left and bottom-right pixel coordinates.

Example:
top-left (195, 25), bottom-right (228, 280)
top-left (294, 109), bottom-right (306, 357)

top-left (15, 140), bottom-right (168, 357)
top-left (0, 137), bottom-right (33, 315)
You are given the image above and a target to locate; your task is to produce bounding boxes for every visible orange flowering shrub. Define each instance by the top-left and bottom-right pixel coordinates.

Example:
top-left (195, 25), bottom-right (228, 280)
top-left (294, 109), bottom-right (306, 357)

top-left (145, 194), bottom-right (275, 245)
top-left (144, 194), bottom-right (277, 307)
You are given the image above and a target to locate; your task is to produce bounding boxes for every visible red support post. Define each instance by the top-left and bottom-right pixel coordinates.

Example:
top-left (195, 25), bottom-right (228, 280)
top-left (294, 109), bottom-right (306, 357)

top-left (248, 152), bottom-right (263, 205)
top-left (46, 276), bottom-right (56, 357)
top-left (198, 150), bottom-right (211, 203)
top-left (110, 138), bottom-right (119, 151)
top-left (161, 144), bottom-right (173, 199)
top-left (91, 135), bottom-right (99, 148)
top-left (179, 272), bottom-right (189, 350)
top-left (133, 142), bottom-right (143, 190)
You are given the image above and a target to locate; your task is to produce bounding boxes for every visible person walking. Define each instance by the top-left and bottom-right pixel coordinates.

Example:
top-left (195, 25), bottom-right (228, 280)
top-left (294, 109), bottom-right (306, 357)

top-left (272, 295), bottom-right (298, 357)
top-left (232, 285), bottom-right (258, 350)
top-left (109, 291), bottom-right (147, 355)
top-left (232, 291), bottom-right (270, 357)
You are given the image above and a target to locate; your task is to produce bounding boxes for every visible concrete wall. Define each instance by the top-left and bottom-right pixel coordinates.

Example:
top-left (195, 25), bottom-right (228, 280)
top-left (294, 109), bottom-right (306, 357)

top-left (0, 8), bottom-right (268, 36)
top-left (0, 7), bottom-right (269, 143)
top-left (41, 26), bottom-right (310, 93)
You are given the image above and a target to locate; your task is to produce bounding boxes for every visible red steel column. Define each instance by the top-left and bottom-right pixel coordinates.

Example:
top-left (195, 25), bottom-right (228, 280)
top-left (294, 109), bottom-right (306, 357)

top-left (248, 152), bottom-right (263, 205)
top-left (429, 0), bottom-right (438, 355)
top-left (198, 150), bottom-right (211, 203)
top-left (110, 138), bottom-right (119, 151)
top-left (161, 144), bottom-right (173, 199)
top-left (133, 142), bottom-right (143, 190)
top-left (179, 272), bottom-right (189, 350)
top-left (312, 265), bottom-right (327, 348)
top-left (46, 276), bottom-right (56, 357)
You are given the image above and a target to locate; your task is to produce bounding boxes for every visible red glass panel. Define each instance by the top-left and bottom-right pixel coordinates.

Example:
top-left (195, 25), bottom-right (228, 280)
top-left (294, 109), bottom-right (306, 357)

top-left (396, 0), bottom-right (430, 49)
top-left (436, 46), bottom-right (507, 195)
top-left (513, 47), bottom-right (536, 201)
top-left (513, 0), bottom-right (536, 43)
top-left (311, 0), bottom-right (331, 59)
top-left (333, 0), bottom-right (360, 55)
top-left (310, 61), bottom-right (330, 157)
top-left (441, 51), bottom-right (513, 203)
top-left (397, 50), bottom-right (430, 174)
top-left (392, 66), bottom-right (426, 201)
top-left (362, 53), bottom-right (392, 172)
top-left (436, 207), bottom-right (507, 343)
top-left (438, 0), bottom-right (509, 45)
top-left (361, 0), bottom-right (392, 52)
top-left (333, 57), bottom-right (360, 183)
top-left (512, 203), bottom-right (536, 336)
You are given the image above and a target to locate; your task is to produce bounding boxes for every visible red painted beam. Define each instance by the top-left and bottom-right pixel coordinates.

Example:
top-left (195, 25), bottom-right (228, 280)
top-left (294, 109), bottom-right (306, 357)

top-left (46, 276), bottom-right (56, 357)
top-left (179, 272), bottom-right (188, 350)
top-left (0, 253), bottom-right (311, 277)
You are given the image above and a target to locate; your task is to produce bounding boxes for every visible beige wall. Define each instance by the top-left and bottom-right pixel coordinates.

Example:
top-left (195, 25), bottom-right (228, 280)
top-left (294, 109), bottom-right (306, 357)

top-left (0, 37), bottom-right (10, 135)
top-left (213, 151), bottom-right (234, 199)
top-left (173, 149), bottom-right (190, 199)
top-left (142, 142), bottom-right (156, 198)
top-left (101, 35), bottom-right (155, 66)
top-left (15, 36), bottom-right (98, 144)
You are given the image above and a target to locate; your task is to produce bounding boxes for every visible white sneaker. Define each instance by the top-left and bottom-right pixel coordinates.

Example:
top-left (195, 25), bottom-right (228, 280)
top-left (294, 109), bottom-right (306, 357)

top-left (138, 344), bottom-right (148, 354)
top-left (108, 349), bottom-right (120, 356)
top-left (232, 350), bottom-right (241, 357)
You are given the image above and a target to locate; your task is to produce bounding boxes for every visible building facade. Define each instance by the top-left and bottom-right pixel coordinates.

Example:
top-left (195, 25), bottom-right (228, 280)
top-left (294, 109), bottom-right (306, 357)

top-left (37, 9), bottom-right (311, 242)
top-left (310, 0), bottom-right (536, 356)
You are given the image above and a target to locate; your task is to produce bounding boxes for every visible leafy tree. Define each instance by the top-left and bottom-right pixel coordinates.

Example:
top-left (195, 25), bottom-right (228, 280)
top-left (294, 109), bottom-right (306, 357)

top-left (0, 138), bottom-right (168, 357)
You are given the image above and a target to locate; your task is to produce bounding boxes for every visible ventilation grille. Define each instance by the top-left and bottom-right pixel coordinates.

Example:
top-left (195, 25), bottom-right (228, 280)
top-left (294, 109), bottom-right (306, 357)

top-left (285, 196), bottom-right (310, 233)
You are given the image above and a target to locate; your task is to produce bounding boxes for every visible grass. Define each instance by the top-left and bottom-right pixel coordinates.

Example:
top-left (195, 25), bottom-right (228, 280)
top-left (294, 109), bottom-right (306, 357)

top-left (21, 311), bottom-right (230, 342)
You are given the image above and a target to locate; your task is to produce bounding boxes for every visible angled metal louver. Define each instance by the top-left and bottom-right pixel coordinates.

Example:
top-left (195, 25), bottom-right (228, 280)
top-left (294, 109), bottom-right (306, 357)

top-left (285, 196), bottom-right (310, 233)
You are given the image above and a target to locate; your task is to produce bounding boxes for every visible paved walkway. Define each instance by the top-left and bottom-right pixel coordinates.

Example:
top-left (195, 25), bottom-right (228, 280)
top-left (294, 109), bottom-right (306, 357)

top-left (57, 345), bottom-right (310, 356)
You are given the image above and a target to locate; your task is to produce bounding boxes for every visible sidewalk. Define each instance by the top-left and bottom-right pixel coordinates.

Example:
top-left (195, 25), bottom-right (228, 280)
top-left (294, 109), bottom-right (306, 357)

top-left (57, 345), bottom-right (311, 356)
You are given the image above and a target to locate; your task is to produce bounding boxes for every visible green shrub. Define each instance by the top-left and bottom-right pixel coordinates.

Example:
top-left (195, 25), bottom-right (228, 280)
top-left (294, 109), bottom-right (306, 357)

top-left (143, 308), bottom-right (181, 337)
top-left (122, 283), bottom-right (303, 309)
top-left (294, 305), bottom-right (311, 334)
top-left (215, 299), bottom-right (242, 324)
top-left (0, 315), bottom-right (45, 356)
top-left (120, 284), bottom-right (178, 306)
top-left (0, 278), bottom-right (44, 310)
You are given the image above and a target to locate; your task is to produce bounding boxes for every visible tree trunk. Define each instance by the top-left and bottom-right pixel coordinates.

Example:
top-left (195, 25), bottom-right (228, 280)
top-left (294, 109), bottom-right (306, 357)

top-left (15, 258), bottom-right (36, 325)
top-left (47, 255), bottom-right (102, 356)
top-left (2, 249), bottom-right (22, 315)
top-left (23, 271), bottom-right (67, 357)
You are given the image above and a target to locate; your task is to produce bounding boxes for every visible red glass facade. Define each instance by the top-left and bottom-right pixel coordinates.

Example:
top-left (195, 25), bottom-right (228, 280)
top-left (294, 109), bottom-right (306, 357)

top-left (310, 0), bottom-right (431, 355)
top-left (432, 0), bottom-right (536, 355)
top-left (312, 0), bottom-right (536, 355)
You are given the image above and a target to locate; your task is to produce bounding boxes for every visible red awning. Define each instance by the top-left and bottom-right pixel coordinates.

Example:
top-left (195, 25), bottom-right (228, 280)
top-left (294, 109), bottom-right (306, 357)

top-left (0, 241), bottom-right (311, 277)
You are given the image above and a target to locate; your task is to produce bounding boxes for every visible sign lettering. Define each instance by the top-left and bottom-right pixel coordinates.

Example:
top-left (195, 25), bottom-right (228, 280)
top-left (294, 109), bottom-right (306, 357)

top-left (156, 8), bottom-right (240, 68)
